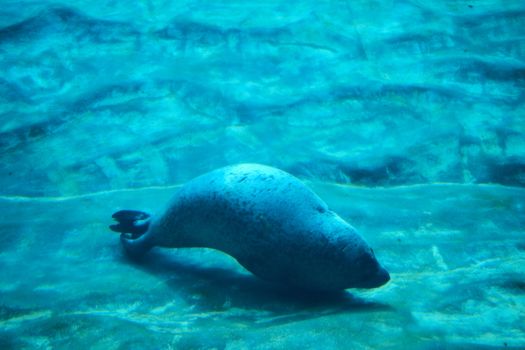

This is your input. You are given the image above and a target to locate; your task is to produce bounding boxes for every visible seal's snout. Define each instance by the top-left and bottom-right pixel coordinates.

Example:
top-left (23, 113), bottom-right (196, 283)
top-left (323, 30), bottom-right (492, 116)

top-left (363, 266), bottom-right (390, 288)
top-left (354, 264), bottom-right (390, 289)
top-left (374, 266), bottom-right (390, 287)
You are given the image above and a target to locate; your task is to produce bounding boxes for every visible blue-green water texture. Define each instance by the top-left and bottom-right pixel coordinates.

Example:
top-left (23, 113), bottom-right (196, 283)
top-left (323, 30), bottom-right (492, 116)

top-left (1, 1), bottom-right (524, 349)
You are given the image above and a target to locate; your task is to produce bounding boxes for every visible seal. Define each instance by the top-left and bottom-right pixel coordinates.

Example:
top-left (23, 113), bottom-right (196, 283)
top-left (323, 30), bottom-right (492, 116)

top-left (110, 164), bottom-right (390, 290)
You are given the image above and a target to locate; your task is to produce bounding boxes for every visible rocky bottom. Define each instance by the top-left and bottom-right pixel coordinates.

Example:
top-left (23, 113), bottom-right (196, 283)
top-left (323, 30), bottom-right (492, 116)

top-left (0, 182), bottom-right (524, 349)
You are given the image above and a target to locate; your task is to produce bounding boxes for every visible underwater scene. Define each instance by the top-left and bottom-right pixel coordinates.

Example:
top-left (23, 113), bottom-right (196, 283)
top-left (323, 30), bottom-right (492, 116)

top-left (1, 0), bottom-right (524, 349)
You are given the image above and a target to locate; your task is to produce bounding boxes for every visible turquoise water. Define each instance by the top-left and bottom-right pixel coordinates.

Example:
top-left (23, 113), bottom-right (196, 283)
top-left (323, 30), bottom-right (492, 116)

top-left (1, 1), bottom-right (524, 349)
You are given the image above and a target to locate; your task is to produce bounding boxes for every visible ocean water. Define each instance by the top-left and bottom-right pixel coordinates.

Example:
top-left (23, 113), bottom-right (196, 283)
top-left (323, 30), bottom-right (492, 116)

top-left (1, 0), bottom-right (524, 349)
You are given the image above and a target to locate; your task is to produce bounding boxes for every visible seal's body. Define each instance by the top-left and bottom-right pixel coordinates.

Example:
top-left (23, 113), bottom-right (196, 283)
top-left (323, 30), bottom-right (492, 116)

top-left (111, 164), bottom-right (389, 290)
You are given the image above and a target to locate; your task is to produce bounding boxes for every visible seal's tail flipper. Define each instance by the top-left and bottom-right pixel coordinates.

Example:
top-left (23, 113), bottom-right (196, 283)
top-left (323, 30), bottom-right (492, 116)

top-left (110, 210), bottom-right (151, 239)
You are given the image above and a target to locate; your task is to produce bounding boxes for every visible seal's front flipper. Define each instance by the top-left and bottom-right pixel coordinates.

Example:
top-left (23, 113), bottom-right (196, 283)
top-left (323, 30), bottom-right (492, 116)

top-left (110, 210), bottom-right (151, 239)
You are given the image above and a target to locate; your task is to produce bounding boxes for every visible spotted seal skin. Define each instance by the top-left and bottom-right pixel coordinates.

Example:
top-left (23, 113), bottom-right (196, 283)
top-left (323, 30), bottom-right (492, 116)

top-left (110, 164), bottom-right (390, 290)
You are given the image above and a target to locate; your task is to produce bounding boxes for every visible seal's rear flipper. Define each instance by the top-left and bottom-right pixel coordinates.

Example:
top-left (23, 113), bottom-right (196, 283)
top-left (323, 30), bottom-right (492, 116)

top-left (110, 210), bottom-right (151, 239)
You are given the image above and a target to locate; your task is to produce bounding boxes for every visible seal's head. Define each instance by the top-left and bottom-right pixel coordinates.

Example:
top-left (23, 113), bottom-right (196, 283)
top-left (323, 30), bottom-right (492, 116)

top-left (315, 213), bottom-right (390, 290)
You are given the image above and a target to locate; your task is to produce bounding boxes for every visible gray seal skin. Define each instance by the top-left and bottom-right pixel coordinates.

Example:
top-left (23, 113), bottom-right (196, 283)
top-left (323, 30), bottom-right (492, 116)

top-left (111, 164), bottom-right (390, 291)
